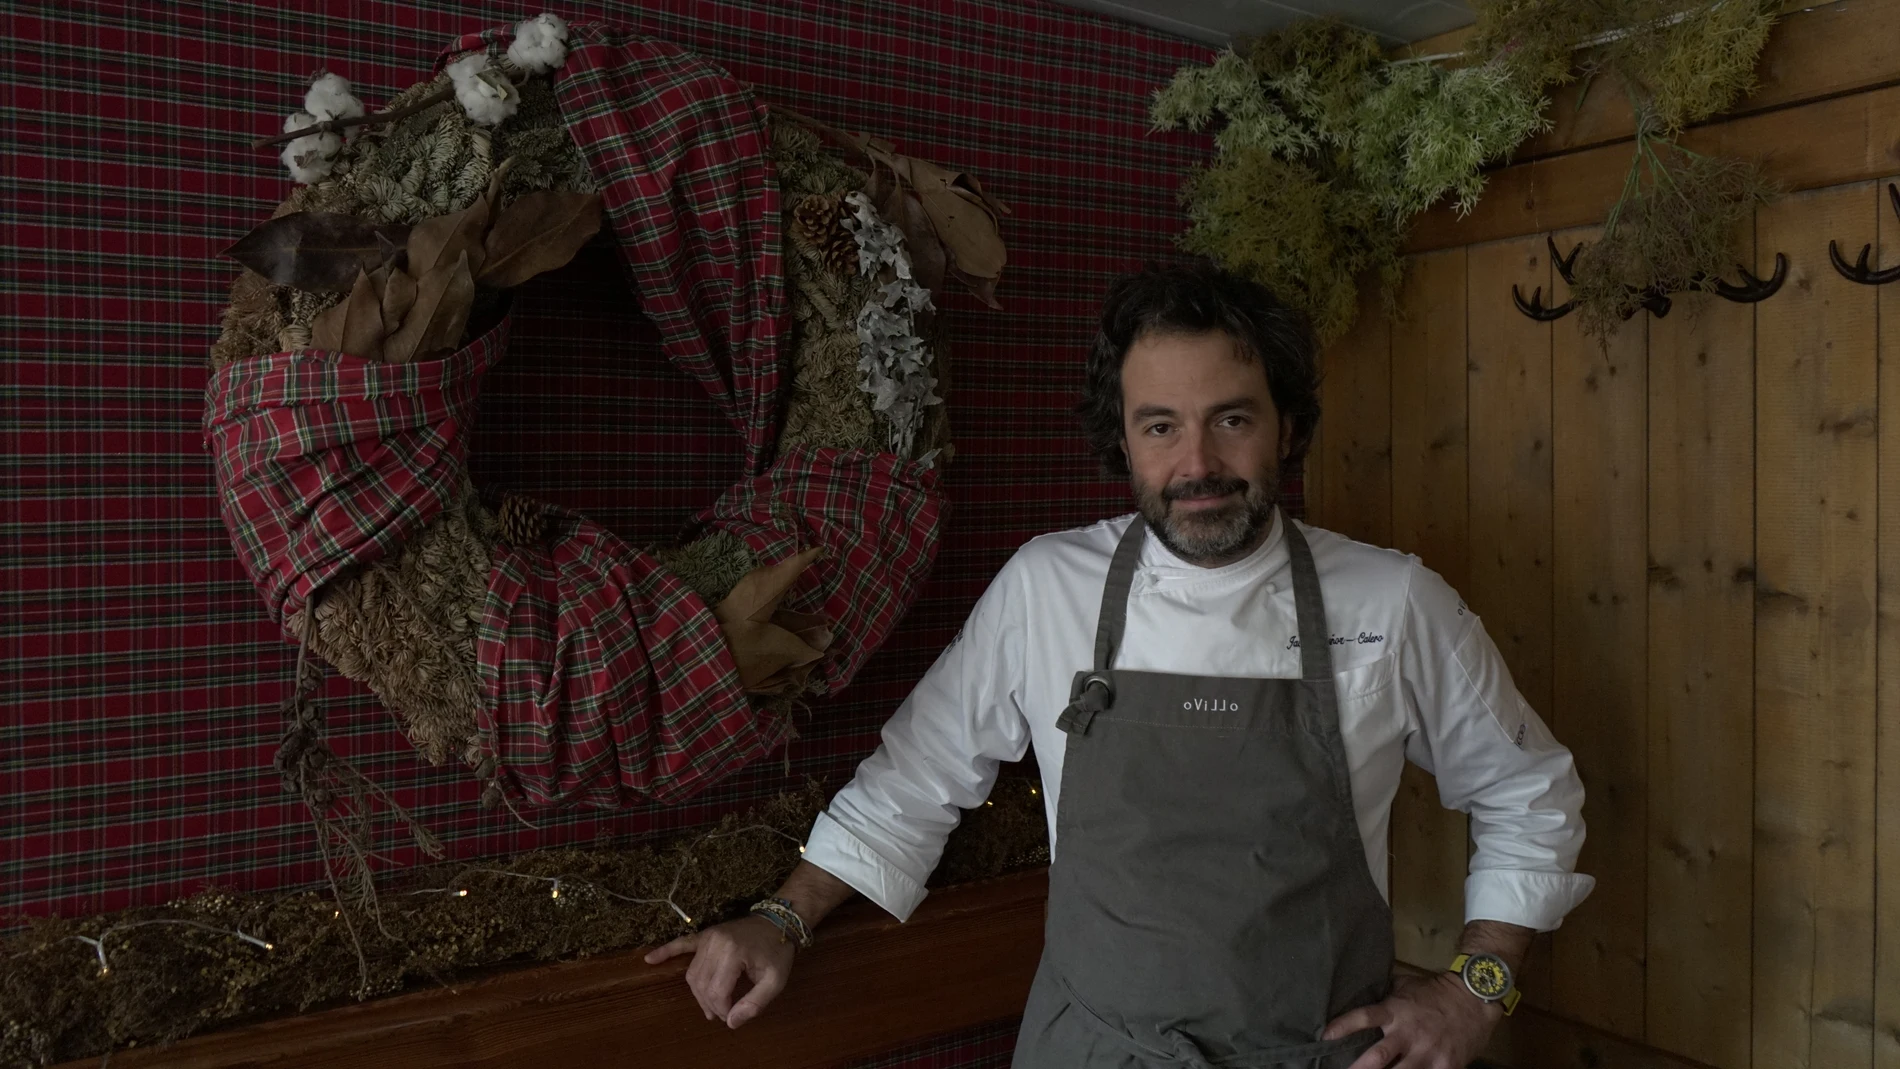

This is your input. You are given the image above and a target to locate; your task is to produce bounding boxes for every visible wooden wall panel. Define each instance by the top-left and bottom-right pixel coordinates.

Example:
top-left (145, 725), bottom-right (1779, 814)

top-left (1872, 173), bottom-right (1900, 1069)
top-left (1465, 235), bottom-right (1556, 1007)
top-left (1387, 247), bottom-right (1471, 969)
top-left (1753, 183), bottom-right (1881, 1069)
top-left (1319, 283), bottom-right (1393, 544)
top-left (1644, 235), bottom-right (1759, 1069)
top-left (1547, 227), bottom-right (1649, 1036)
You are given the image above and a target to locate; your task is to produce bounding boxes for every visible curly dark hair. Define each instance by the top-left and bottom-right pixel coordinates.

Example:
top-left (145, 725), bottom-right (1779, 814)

top-left (1078, 261), bottom-right (1321, 478)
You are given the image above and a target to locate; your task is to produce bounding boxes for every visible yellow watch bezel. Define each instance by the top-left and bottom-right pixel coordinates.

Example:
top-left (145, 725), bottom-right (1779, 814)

top-left (1448, 953), bottom-right (1521, 1016)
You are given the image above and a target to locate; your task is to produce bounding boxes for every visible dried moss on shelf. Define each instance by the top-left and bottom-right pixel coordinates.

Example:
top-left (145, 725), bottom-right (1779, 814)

top-left (0, 777), bottom-right (1050, 1068)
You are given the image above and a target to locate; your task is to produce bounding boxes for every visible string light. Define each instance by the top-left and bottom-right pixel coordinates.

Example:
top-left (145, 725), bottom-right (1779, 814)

top-left (71, 920), bottom-right (274, 978)
top-left (405, 823), bottom-right (808, 932)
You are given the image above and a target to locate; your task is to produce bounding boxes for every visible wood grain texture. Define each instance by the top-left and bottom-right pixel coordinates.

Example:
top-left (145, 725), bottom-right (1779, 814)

top-left (1464, 235), bottom-right (1556, 1008)
top-left (1546, 226), bottom-right (1648, 1037)
top-left (1643, 228), bottom-right (1759, 1069)
top-left (1873, 171), bottom-right (1900, 1069)
top-left (53, 871), bottom-right (1050, 1069)
top-left (1752, 183), bottom-right (1881, 1069)
top-left (1408, 83), bottom-right (1900, 253)
top-left (1387, 246), bottom-right (1471, 970)
top-left (1319, 282), bottom-right (1393, 546)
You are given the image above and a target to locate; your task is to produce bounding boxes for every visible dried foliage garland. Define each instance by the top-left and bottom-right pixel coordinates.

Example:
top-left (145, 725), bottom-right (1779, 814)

top-left (0, 779), bottom-right (1052, 1067)
top-left (1151, 1), bottom-right (1781, 338)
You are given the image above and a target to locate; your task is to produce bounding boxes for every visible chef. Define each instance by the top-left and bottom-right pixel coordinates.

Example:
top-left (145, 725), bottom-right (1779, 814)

top-left (648, 262), bottom-right (1594, 1069)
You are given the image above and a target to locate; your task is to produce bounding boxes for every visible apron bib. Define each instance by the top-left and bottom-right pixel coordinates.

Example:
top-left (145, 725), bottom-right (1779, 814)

top-left (1012, 514), bottom-right (1394, 1069)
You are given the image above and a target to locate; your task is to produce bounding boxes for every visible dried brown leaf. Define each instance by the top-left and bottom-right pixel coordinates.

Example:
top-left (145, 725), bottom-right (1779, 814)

top-left (385, 251), bottom-right (474, 364)
top-left (224, 212), bottom-right (411, 293)
top-left (721, 617), bottom-right (827, 693)
top-left (407, 199), bottom-right (492, 284)
top-left (478, 191), bottom-right (606, 289)
top-left (339, 268), bottom-right (386, 361)
top-left (869, 171), bottom-right (948, 298)
top-left (309, 295), bottom-right (347, 352)
top-left (948, 265), bottom-right (1003, 311)
top-left (714, 546), bottom-right (824, 625)
top-left (919, 187), bottom-right (1006, 279)
top-left (380, 268), bottom-right (417, 334)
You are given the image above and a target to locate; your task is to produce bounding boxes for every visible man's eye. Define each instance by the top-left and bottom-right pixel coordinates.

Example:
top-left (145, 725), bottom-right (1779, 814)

top-left (1143, 423), bottom-right (1173, 436)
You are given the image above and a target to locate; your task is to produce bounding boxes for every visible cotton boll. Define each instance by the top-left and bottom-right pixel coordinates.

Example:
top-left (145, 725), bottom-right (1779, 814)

top-left (280, 110), bottom-right (342, 184)
top-left (506, 13), bottom-right (569, 74)
top-left (446, 53), bottom-right (519, 127)
top-left (303, 72), bottom-right (365, 124)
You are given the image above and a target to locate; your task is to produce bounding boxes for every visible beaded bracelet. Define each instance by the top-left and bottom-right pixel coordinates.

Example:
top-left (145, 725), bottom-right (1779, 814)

top-left (749, 897), bottom-right (814, 949)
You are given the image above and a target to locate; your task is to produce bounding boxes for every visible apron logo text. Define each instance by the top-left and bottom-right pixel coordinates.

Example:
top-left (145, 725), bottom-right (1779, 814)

top-left (1181, 697), bottom-right (1242, 712)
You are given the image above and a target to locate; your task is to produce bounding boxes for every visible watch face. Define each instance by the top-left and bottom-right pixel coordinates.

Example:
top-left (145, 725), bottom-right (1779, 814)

top-left (1463, 954), bottom-right (1512, 1001)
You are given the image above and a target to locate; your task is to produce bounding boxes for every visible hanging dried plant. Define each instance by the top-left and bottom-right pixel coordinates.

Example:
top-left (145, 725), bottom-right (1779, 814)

top-left (1568, 134), bottom-right (1775, 335)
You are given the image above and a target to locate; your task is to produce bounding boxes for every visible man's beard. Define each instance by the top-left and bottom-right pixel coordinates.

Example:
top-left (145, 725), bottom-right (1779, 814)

top-left (1133, 470), bottom-right (1280, 566)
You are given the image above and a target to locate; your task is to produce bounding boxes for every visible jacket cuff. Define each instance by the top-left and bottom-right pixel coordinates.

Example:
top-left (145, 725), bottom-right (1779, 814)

top-left (1465, 868), bottom-right (1597, 933)
top-left (802, 810), bottom-right (929, 922)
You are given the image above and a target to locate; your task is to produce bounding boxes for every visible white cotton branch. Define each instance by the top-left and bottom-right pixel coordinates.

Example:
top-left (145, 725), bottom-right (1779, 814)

top-left (446, 53), bottom-right (519, 127)
top-left (507, 13), bottom-right (570, 74)
top-left (279, 110), bottom-right (342, 184)
top-left (303, 72), bottom-right (365, 132)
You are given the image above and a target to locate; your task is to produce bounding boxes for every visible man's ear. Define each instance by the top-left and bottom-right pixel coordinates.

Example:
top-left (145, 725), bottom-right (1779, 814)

top-left (1279, 418), bottom-right (1295, 461)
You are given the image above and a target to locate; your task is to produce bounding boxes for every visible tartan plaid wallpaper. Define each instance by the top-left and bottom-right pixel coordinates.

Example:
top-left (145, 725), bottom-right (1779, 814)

top-left (0, 0), bottom-right (1240, 1061)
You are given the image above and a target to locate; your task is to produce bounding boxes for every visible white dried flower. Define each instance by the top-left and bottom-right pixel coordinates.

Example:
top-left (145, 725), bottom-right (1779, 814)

top-left (507, 13), bottom-right (570, 74)
top-left (446, 53), bottom-right (519, 127)
top-left (280, 110), bottom-right (342, 184)
top-left (303, 71), bottom-right (365, 133)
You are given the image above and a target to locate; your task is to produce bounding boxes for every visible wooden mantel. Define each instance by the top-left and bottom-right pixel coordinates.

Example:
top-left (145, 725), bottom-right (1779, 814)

top-left (58, 871), bottom-right (1049, 1069)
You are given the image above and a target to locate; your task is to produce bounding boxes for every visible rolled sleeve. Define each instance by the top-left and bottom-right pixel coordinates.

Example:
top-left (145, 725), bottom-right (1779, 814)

top-left (801, 556), bottom-right (1032, 922)
top-left (1398, 560), bottom-right (1597, 933)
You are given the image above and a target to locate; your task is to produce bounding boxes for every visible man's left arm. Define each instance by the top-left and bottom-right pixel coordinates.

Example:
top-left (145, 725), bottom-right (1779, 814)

top-left (1325, 559), bottom-right (1595, 1069)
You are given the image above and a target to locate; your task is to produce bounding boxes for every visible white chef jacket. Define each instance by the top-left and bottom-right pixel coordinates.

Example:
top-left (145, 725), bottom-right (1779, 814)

top-left (804, 510), bottom-right (1595, 932)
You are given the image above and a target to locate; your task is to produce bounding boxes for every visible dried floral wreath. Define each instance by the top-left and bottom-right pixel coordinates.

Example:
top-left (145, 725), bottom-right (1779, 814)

top-left (203, 14), bottom-right (1011, 895)
top-left (1151, 0), bottom-right (1781, 339)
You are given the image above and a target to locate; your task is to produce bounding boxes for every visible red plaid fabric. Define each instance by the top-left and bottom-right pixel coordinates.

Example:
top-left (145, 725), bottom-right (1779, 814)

top-left (442, 21), bottom-right (788, 476)
top-left (203, 321), bottom-right (512, 627)
top-left (9, 20), bottom-right (1230, 1069)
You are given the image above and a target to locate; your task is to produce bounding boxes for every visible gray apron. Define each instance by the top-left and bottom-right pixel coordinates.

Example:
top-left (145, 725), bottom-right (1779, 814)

top-left (1012, 514), bottom-right (1394, 1069)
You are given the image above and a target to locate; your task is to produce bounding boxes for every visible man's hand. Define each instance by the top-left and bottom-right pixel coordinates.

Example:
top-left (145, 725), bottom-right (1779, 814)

top-left (1322, 971), bottom-right (1502, 1069)
top-left (644, 914), bottom-right (796, 1029)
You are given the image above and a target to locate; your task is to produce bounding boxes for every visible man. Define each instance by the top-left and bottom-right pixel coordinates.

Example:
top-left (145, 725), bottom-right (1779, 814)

top-left (648, 263), bottom-right (1594, 1069)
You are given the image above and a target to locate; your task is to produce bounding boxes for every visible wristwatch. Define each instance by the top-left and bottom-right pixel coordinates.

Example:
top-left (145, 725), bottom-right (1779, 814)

top-left (1448, 952), bottom-right (1521, 1015)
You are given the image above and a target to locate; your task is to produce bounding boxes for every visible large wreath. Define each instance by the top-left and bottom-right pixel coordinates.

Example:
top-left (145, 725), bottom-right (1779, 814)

top-left (204, 17), bottom-right (1009, 823)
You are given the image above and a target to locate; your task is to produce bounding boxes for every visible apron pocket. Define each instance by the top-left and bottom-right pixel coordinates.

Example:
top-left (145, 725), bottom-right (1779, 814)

top-left (1056, 977), bottom-right (1382, 1069)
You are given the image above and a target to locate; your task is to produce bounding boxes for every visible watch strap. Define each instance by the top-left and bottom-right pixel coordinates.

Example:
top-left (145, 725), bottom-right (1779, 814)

top-left (1448, 953), bottom-right (1520, 1016)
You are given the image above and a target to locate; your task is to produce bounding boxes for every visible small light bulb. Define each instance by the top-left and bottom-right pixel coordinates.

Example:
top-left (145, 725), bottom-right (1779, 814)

top-left (798, 844), bottom-right (806, 854)
top-left (1030, 787), bottom-right (1039, 795)
top-left (99, 966), bottom-right (110, 977)
top-left (456, 889), bottom-right (469, 897)
top-left (333, 910), bottom-right (340, 919)
top-left (264, 942), bottom-right (275, 951)
top-left (984, 801), bottom-right (993, 807)
top-left (550, 887), bottom-right (561, 899)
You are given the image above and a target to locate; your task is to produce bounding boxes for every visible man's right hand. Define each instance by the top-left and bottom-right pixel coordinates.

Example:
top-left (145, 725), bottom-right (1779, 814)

top-left (645, 913), bottom-right (797, 1029)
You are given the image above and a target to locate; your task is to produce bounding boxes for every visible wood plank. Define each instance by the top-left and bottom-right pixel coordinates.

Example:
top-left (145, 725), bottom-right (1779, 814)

top-left (1753, 182), bottom-right (1881, 1069)
top-left (1873, 171), bottom-right (1900, 1069)
top-left (1387, 246), bottom-right (1471, 970)
top-left (1644, 225), bottom-right (1759, 1069)
top-left (1318, 280), bottom-right (1393, 545)
top-left (1546, 226), bottom-right (1648, 1037)
top-left (1407, 82), bottom-right (1900, 253)
top-left (1464, 235), bottom-right (1556, 1008)
top-left (55, 870), bottom-right (1050, 1069)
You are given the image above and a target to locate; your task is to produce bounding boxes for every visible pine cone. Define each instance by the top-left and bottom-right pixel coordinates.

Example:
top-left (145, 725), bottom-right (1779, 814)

top-left (790, 193), bottom-right (841, 251)
top-left (820, 227), bottom-right (861, 278)
top-left (497, 493), bottom-right (548, 546)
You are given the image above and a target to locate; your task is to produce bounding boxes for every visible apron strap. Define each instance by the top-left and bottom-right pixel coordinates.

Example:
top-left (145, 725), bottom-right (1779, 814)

top-left (1092, 515), bottom-right (1148, 671)
top-left (1282, 518), bottom-right (1334, 684)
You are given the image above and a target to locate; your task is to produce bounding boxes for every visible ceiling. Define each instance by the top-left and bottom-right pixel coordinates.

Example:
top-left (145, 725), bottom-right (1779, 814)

top-left (1048, 0), bottom-right (1475, 47)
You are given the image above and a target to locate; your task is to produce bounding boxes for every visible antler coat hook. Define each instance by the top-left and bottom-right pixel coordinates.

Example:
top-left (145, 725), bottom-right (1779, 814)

top-left (1828, 183), bottom-right (1900, 285)
top-left (1511, 236), bottom-right (1787, 321)
top-left (1511, 238), bottom-right (1580, 321)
